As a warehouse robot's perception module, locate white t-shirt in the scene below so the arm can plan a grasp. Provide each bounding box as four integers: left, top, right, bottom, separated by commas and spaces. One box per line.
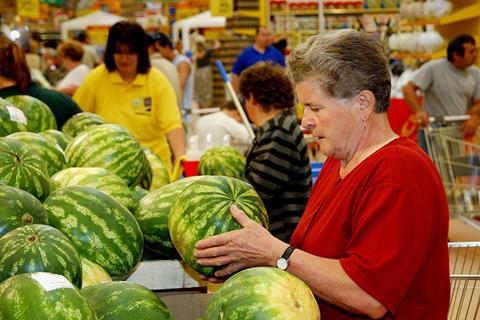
194, 111, 251, 153
150, 53, 181, 107
56, 64, 90, 90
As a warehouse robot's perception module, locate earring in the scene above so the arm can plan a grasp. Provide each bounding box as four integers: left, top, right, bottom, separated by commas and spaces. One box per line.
362, 118, 367, 129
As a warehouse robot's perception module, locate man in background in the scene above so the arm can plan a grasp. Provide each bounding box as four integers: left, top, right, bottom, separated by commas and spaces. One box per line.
74, 31, 101, 69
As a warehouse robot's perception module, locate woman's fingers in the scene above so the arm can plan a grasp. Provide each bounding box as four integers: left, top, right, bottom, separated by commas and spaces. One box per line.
215, 262, 246, 278
199, 274, 225, 284
230, 204, 254, 227
197, 254, 236, 267
194, 244, 230, 259
195, 232, 231, 250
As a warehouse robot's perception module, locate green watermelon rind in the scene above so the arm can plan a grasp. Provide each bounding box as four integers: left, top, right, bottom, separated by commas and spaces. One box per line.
198, 146, 246, 178
61, 112, 105, 137
6, 95, 57, 132
0, 98, 28, 137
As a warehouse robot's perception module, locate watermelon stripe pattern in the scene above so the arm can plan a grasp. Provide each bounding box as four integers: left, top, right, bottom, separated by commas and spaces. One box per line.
198, 146, 246, 178
61, 112, 105, 137
0, 185, 48, 237
0, 272, 97, 320
6, 95, 57, 132
143, 148, 170, 190
50, 167, 136, 212
65, 124, 148, 187
0, 224, 83, 288
43, 186, 144, 279
81, 281, 173, 320
40, 129, 73, 151
81, 257, 111, 289
0, 98, 27, 137
135, 176, 202, 257
169, 176, 268, 276
0, 138, 50, 201
204, 267, 320, 320
8, 132, 68, 176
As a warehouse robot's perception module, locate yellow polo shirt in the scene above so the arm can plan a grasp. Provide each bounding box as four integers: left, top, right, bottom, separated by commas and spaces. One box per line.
73, 65, 182, 171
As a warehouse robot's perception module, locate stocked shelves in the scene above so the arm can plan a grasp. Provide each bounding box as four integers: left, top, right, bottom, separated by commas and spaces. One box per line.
324, 7, 399, 14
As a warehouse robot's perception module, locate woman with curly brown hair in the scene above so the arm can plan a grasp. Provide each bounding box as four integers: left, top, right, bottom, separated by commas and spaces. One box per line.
239, 62, 311, 242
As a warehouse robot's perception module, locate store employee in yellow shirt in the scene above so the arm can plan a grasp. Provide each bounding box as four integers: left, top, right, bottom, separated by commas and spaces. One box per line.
74, 21, 185, 172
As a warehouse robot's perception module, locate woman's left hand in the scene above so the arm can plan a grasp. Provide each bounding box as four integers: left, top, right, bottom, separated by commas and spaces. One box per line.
194, 204, 288, 279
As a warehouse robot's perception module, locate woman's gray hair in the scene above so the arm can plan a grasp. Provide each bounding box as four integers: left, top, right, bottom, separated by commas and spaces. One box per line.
286, 29, 391, 113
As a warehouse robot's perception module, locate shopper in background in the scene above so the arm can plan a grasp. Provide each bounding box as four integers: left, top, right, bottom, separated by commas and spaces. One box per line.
0, 35, 81, 128
195, 30, 450, 319
146, 33, 181, 108
403, 34, 480, 151
56, 40, 90, 96
239, 63, 311, 241
193, 39, 220, 108
194, 99, 251, 154
73, 21, 185, 172
154, 32, 194, 120
231, 26, 285, 92
74, 31, 101, 69
41, 46, 65, 87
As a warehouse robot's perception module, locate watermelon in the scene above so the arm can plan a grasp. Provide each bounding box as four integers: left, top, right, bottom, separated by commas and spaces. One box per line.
140, 156, 153, 190
0, 97, 28, 136
82, 281, 172, 320
65, 124, 149, 187
0, 137, 50, 201
61, 112, 105, 137
0, 272, 97, 320
0, 185, 48, 237
132, 186, 149, 203
51, 167, 136, 211
43, 186, 144, 279
143, 147, 170, 190
81, 257, 111, 289
0, 224, 82, 288
135, 177, 202, 257
204, 267, 320, 320
169, 176, 268, 276
6, 95, 57, 132
198, 146, 246, 178
8, 132, 68, 176
41, 129, 73, 150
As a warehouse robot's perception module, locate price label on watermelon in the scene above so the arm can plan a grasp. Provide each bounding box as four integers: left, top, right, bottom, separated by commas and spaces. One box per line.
31, 273, 74, 292
6, 106, 27, 125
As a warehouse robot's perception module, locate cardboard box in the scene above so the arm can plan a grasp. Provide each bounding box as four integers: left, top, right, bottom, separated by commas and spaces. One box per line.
158, 292, 213, 320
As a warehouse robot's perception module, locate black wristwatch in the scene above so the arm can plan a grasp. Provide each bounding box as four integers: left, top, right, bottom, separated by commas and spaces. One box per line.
276, 246, 295, 270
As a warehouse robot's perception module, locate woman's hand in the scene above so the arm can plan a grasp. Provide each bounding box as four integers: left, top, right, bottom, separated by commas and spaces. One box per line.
194, 204, 288, 279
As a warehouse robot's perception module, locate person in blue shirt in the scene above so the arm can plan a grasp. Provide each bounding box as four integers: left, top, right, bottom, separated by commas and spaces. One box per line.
231, 27, 285, 91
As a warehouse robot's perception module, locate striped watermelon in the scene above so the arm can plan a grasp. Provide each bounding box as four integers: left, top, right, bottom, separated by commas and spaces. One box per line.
0, 137, 50, 201
198, 146, 246, 178
43, 186, 144, 279
41, 129, 73, 150
0, 224, 82, 288
6, 95, 57, 132
82, 281, 172, 320
65, 124, 149, 187
0, 97, 28, 136
169, 176, 268, 276
135, 177, 202, 257
204, 267, 320, 320
0, 272, 97, 320
81, 257, 111, 289
0, 185, 48, 237
8, 132, 68, 176
61, 112, 105, 137
140, 157, 153, 190
50, 167, 136, 211
132, 186, 149, 203
143, 147, 170, 190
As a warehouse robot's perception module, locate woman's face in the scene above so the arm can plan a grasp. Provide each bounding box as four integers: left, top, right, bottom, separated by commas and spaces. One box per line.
297, 79, 364, 160
113, 43, 138, 76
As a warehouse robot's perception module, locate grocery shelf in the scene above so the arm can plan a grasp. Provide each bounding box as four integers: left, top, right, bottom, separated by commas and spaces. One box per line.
236, 10, 261, 18
232, 28, 257, 36
271, 10, 318, 16
440, 3, 480, 25
401, 18, 441, 27
324, 8, 399, 15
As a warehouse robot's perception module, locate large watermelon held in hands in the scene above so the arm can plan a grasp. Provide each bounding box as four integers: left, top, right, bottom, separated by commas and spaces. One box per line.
0, 224, 82, 287
41, 129, 73, 150
0, 97, 27, 136
0, 137, 50, 201
61, 112, 105, 137
8, 132, 68, 176
168, 176, 268, 276
204, 267, 320, 320
198, 146, 246, 178
82, 281, 173, 320
6, 95, 57, 132
0, 272, 97, 320
0, 185, 48, 237
65, 124, 149, 187
81, 257, 111, 289
50, 167, 136, 212
43, 186, 144, 279
135, 176, 202, 258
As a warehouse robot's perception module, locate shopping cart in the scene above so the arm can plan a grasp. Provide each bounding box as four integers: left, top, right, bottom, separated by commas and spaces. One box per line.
448, 242, 480, 319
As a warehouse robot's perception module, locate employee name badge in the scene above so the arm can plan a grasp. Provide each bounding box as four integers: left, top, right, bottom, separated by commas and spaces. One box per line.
131, 97, 152, 115
31, 273, 74, 292
6, 106, 27, 125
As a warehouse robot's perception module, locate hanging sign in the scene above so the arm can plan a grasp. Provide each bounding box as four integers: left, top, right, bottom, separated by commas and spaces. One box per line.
17, 0, 40, 18
210, 0, 233, 18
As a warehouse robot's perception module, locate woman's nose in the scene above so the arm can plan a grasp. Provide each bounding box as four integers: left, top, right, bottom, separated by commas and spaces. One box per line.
301, 117, 316, 131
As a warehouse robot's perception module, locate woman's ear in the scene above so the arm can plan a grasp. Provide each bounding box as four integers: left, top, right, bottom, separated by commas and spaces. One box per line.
357, 90, 375, 117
